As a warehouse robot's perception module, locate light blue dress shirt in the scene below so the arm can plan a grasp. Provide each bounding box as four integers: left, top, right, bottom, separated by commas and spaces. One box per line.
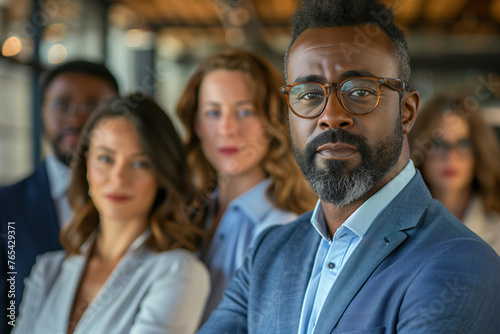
298, 161, 416, 334
201, 178, 297, 323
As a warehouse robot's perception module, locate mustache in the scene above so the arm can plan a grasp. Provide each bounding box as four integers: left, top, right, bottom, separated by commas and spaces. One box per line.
305, 129, 367, 157
55, 127, 81, 142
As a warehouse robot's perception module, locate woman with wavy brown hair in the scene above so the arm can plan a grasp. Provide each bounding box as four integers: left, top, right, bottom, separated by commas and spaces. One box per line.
409, 92, 500, 255
176, 49, 316, 322
14, 93, 209, 334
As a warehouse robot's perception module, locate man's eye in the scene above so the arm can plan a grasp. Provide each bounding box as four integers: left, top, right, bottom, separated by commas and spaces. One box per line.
53, 100, 71, 112
82, 101, 98, 113
349, 89, 373, 97
298, 92, 324, 100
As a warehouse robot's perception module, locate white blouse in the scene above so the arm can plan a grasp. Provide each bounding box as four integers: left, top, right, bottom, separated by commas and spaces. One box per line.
463, 195, 500, 255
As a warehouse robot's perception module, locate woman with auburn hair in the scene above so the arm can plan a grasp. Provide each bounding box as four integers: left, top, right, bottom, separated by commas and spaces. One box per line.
14, 93, 210, 334
177, 49, 316, 321
409, 92, 500, 254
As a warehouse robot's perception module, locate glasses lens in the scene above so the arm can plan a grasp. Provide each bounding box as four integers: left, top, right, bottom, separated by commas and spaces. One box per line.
51, 99, 98, 114
52, 99, 71, 114
340, 78, 380, 115
431, 138, 473, 157
288, 83, 326, 118
80, 100, 99, 114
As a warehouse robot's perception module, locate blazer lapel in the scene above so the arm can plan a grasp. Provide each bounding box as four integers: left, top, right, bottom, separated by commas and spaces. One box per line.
81, 254, 142, 320
313, 173, 432, 334
36, 255, 87, 333
26, 162, 61, 252
276, 213, 321, 333
73, 233, 151, 331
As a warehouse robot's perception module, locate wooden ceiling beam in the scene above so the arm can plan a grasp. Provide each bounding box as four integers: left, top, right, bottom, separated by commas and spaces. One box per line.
424, 0, 471, 22
388, 0, 426, 25
493, 0, 500, 21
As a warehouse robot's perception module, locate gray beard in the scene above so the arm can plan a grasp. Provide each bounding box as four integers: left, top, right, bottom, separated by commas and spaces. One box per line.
307, 164, 376, 207
292, 117, 403, 208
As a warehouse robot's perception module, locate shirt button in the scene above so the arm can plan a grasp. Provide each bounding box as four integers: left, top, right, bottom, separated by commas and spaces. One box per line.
328, 262, 335, 269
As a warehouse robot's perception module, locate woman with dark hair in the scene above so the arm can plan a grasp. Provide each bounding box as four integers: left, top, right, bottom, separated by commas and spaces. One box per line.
176, 49, 316, 321
409, 92, 500, 254
13, 93, 210, 334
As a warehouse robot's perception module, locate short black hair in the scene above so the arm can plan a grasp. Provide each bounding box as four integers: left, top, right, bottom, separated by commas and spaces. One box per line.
40, 60, 119, 102
285, 0, 411, 84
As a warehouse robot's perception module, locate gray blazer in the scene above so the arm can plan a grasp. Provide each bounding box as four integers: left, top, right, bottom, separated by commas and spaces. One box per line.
13, 233, 210, 334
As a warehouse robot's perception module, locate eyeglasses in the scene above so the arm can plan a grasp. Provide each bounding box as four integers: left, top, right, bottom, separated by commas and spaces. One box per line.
429, 138, 474, 158
280, 76, 407, 119
50, 98, 100, 115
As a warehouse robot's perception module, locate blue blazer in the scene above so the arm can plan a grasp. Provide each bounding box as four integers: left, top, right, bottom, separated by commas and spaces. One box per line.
0, 162, 62, 332
199, 172, 500, 334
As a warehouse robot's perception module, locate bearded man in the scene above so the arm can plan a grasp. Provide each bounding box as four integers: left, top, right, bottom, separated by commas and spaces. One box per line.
198, 0, 500, 333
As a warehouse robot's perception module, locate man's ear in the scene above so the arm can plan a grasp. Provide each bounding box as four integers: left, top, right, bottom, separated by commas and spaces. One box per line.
401, 90, 420, 135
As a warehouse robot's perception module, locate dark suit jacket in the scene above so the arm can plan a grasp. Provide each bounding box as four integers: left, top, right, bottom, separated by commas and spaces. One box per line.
0, 162, 62, 332
199, 171, 500, 334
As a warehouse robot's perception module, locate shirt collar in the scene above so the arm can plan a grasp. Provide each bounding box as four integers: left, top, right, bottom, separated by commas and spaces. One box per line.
45, 153, 71, 200
311, 160, 416, 241
211, 178, 272, 225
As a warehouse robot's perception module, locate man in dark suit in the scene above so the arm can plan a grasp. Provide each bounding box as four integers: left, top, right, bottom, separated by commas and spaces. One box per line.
0, 60, 119, 332
198, 0, 500, 333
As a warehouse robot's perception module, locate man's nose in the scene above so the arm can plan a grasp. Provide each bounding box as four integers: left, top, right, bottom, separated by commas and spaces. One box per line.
316, 93, 354, 130
61, 103, 93, 126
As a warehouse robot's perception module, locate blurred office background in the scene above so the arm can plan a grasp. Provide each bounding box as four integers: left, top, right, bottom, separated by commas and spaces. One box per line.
1, 0, 500, 185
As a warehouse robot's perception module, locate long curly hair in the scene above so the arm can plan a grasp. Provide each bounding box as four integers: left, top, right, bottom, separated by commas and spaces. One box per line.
176, 49, 316, 215
63, 93, 204, 255
409, 92, 500, 215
